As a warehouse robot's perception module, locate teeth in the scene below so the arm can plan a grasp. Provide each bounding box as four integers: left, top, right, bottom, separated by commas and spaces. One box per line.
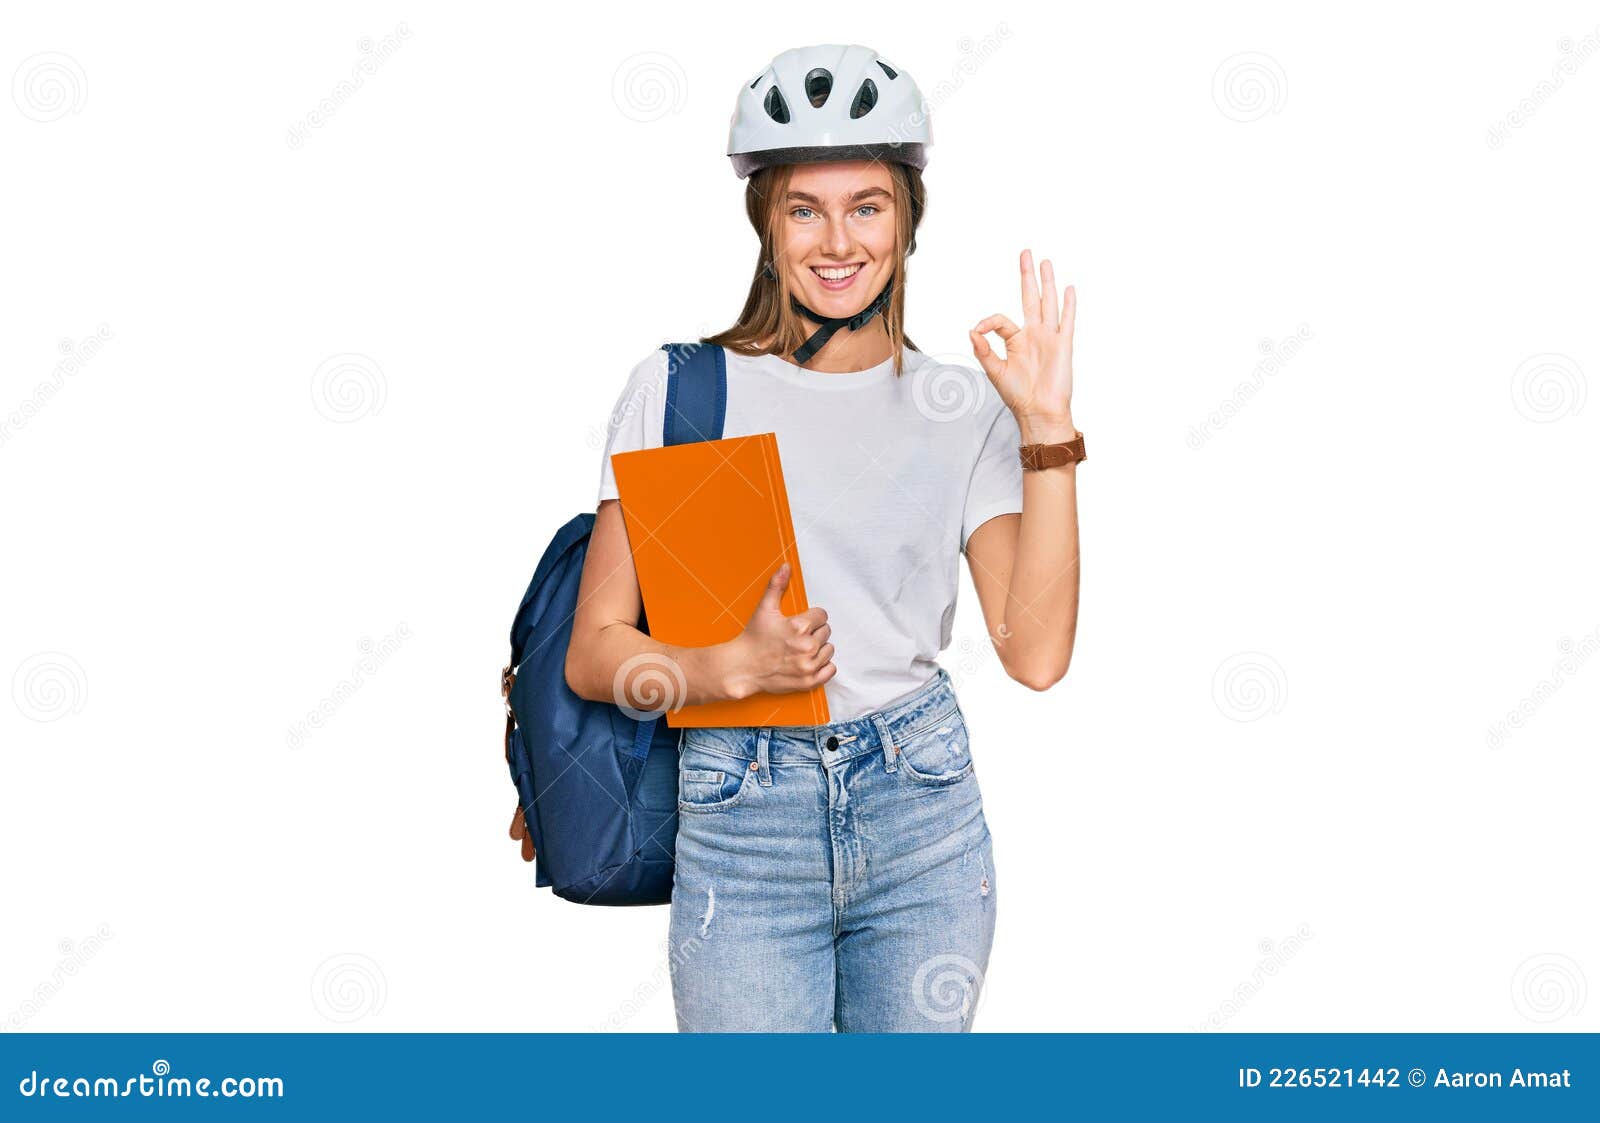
814, 264, 861, 280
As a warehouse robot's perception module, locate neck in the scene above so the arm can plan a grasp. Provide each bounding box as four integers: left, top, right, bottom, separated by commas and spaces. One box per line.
787, 318, 893, 373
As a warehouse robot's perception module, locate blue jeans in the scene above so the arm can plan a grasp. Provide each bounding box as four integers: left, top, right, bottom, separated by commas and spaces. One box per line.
667, 666, 998, 1032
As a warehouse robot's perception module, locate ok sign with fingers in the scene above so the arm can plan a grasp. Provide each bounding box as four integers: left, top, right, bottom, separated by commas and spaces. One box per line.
969, 249, 1077, 442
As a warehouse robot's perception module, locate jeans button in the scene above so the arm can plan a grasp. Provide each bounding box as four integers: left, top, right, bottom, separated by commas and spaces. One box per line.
825, 735, 839, 751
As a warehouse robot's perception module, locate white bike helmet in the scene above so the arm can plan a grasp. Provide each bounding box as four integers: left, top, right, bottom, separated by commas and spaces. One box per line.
727, 44, 931, 178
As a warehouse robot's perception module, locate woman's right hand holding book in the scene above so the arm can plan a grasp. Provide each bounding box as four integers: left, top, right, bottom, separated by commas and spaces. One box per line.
720, 563, 836, 700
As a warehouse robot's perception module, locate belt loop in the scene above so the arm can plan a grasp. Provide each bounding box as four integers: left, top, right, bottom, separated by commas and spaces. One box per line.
871, 713, 898, 773
755, 728, 772, 787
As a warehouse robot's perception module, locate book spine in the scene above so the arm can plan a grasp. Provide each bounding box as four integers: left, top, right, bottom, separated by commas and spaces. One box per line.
760, 434, 829, 726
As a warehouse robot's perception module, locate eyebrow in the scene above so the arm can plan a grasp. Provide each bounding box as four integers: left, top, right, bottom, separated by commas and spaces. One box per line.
786, 187, 892, 205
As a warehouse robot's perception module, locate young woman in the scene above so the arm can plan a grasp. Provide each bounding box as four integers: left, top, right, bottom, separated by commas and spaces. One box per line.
567, 43, 1083, 1031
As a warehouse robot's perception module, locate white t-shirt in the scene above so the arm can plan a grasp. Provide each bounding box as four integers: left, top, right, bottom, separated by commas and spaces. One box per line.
596, 345, 1024, 722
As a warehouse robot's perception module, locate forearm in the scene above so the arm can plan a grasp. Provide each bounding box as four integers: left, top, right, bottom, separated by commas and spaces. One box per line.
566, 621, 748, 708
1002, 413, 1081, 689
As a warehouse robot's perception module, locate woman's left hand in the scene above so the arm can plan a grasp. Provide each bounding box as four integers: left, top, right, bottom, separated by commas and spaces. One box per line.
970, 249, 1077, 442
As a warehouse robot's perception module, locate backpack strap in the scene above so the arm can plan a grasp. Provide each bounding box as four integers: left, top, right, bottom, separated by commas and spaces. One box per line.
661, 342, 726, 446
627, 343, 726, 759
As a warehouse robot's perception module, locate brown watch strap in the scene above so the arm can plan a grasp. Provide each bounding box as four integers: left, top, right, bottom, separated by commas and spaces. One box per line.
1019, 432, 1087, 470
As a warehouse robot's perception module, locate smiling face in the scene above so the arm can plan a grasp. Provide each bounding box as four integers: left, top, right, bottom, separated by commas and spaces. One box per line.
778, 160, 898, 319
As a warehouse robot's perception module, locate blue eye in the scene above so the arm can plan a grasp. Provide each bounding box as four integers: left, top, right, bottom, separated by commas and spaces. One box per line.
791, 207, 816, 220
856, 204, 879, 217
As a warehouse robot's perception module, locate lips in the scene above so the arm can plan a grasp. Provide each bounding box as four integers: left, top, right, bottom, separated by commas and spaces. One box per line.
810, 262, 863, 291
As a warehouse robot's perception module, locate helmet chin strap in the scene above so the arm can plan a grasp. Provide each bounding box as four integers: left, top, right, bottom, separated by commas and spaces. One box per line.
788, 276, 895, 365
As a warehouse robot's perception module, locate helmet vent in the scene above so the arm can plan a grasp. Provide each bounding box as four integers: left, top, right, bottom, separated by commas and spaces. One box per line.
804, 68, 833, 108
749, 72, 763, 90
876, 60, 898, 80
849, 78, 877, 119
764, 86, 790, 123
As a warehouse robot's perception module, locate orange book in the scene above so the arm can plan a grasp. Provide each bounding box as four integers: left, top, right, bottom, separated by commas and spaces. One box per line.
610, 433, 830, 728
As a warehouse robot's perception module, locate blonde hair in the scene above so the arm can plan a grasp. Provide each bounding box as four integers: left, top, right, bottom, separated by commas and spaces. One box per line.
702, 161, 925, 375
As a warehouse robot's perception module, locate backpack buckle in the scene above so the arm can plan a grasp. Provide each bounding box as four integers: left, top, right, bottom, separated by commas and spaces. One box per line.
501, 663, 515, 703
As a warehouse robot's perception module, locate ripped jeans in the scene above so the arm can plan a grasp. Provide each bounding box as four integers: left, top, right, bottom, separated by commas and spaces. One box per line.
667, 666, 998, 1032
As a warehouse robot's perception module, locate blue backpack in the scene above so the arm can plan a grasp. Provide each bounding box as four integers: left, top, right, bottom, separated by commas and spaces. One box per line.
502, 342, 728, 905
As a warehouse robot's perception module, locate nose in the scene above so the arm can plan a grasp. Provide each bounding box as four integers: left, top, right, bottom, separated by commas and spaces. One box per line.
821, 215, 853, 258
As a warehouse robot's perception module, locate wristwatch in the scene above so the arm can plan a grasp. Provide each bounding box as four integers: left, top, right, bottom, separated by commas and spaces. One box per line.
1019, 432, 1087, 471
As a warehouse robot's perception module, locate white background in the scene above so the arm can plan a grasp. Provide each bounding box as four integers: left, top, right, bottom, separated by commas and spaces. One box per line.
2, 2, 1596, 1033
